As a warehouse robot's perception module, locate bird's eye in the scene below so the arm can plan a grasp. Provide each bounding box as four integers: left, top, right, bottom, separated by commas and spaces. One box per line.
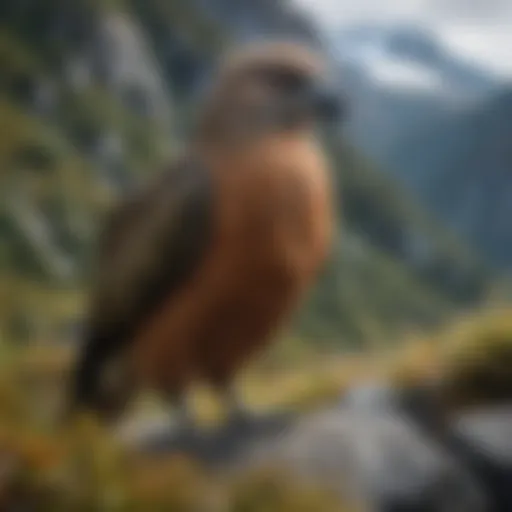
265, 68, 309, 92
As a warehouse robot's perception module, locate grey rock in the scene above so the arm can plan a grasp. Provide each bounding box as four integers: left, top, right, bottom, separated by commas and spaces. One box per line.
342, 381, 445, 437
450, 407, 512, 511
129, 402, 487, 512
249, 409, 487, 512
342, 380, 401, 412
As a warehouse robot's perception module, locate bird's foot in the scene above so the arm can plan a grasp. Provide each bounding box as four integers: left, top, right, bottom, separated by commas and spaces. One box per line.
224, 407, 291, 437
162, 393, 208, 453
225, 406, 257, 431
166, 417, 210, 457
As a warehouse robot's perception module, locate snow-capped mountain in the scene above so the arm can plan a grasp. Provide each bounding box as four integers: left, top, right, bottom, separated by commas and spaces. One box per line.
329, 23, 512, 269
328, 24, 499, 163
331, 23, 497, 95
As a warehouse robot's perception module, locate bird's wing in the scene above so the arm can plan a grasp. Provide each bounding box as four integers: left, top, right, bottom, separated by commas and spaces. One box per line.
93, 155, 213, 345
72, 156, 213, 410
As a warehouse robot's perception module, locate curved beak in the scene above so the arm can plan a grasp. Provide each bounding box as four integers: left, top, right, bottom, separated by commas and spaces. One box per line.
308, 80, 346, 124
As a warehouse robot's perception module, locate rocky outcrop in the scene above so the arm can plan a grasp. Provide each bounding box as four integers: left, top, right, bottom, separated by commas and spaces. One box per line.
450, 408, 512, 511
250, 409, 487, 511
127, 379, 512, 511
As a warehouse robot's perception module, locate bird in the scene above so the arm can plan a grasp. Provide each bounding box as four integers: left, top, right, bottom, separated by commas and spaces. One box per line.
69, 40, 343, 427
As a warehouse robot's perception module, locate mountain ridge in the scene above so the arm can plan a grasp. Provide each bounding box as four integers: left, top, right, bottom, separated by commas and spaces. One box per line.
0, 0, 491, 346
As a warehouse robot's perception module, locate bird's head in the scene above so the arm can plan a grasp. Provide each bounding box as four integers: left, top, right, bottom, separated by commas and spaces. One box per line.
196, 40, 345, 142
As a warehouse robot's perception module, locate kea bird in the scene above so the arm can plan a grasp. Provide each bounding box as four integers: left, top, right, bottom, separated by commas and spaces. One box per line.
69, 41, 343, 427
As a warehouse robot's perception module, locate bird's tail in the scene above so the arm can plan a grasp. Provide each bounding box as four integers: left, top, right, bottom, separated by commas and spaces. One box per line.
63, 332, 129, 425
62, 332, 106, 421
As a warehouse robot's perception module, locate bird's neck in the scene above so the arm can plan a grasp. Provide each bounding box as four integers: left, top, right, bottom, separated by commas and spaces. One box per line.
192, 131, 327, 191
194, 128, 318, 161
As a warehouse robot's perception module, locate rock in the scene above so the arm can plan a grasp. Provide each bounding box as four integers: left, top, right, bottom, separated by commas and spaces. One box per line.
342, 380, 445, 436
248, 409, 487, 512
342, 382, 512, 510
127, 411, 295, 466
449, 407, 512, 511
130, 398, 487, 511
92, 12, 174, 124
341, 380, 401, 411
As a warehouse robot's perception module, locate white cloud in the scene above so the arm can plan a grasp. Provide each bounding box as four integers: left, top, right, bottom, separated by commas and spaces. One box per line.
294, 0, 512, 78
429, 0, 512, 23
294, 0, 512, 26
294, 0, 427, 26
367, 54, 442, 91
338, 41, 443, 91
438, 24, 512, 78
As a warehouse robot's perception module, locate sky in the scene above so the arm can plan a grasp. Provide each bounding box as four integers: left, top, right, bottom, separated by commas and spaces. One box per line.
294, 0, 512, 78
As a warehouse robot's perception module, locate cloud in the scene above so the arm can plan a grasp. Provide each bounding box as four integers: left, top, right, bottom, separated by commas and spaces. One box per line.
294, 0, 427, 26
294, 0, 512, 78
438, 24, 512, 78
363, 49, 443, 91
294, 0, 512, 26
429, 0, 512, 22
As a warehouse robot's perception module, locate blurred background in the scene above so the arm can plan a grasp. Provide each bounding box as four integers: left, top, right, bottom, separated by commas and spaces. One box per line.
0, 0, 511, 510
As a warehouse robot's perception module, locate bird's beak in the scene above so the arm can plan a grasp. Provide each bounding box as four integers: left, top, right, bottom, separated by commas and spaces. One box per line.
307, 80, 345, 124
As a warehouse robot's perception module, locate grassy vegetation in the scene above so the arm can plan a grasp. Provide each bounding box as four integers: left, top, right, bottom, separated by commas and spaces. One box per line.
0, 308, 510, 510
390, 307, 512, 411
0, 342, 360, 511
297, 233, 456, 346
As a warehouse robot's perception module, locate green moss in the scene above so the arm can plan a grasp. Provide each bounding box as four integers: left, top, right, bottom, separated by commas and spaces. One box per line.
440, 311, 512, 408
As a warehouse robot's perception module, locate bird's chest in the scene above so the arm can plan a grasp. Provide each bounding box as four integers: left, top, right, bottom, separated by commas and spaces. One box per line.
216, 151, 332, 290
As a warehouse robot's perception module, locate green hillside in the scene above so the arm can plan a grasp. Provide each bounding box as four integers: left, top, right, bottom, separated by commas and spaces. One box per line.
387, 88, 512, 269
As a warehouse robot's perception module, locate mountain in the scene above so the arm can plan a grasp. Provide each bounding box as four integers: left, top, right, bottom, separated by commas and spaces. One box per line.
330, 23, 498, 169
386, 88, 512, 269
330, 23, 512, 270
0, 0, 491, 347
